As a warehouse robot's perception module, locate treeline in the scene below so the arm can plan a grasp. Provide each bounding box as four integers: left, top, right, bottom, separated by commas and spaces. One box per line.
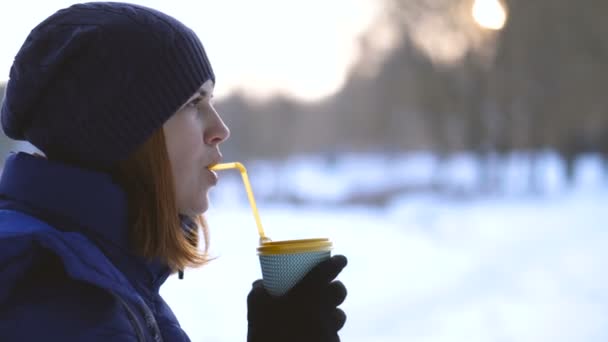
215, 0, 608, 183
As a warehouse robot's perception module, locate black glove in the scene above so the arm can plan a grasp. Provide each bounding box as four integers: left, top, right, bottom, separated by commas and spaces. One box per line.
247, 255, 348, 342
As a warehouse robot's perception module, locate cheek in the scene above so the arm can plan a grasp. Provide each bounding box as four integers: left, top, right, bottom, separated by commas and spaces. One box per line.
170, 122, 204, 162
164, 113, 209, 214
175, 153, 211, 214
172, 136, 208, 201
173, 139, 204, 184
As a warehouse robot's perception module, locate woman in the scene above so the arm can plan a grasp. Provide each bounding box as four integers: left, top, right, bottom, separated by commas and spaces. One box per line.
0, 2, 347, 341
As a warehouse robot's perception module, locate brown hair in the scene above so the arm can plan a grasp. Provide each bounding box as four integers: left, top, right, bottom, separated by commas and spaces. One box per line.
110, 127, 210, 272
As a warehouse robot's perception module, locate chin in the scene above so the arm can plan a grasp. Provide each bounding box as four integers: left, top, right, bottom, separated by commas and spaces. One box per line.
197, 201, 209, 214
187, 195, 210, 216
179, 189, 211, 216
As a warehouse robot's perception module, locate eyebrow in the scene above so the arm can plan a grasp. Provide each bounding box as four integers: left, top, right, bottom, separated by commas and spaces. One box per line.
195, 88, 214, 99
187, 89, 212, 103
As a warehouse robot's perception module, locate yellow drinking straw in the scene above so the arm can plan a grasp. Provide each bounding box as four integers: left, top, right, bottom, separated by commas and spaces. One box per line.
209, 162, 271, 243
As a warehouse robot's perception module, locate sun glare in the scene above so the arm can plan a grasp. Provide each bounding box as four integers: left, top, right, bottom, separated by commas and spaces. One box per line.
472, 0, 507, 30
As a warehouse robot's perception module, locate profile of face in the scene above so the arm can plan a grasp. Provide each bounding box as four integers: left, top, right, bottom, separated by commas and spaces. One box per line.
163, 80, 230, 216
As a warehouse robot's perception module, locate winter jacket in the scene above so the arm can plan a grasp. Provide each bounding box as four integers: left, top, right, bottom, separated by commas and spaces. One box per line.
0, 152, 190, 341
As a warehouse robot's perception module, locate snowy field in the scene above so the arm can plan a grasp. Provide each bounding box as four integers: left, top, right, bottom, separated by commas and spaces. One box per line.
161, 152, 608, 342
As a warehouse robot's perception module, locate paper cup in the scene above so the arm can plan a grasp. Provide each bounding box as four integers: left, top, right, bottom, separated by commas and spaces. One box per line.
257, 238, 333, 297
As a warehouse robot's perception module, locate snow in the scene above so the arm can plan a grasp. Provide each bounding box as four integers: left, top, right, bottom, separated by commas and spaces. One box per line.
160, 152, 608, 341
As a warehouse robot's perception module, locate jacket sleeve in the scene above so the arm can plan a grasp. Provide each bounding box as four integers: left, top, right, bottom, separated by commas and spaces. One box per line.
0, 237, 140, 342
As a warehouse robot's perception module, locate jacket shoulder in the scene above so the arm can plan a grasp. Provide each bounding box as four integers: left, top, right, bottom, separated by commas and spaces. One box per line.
0, 209, 137, 298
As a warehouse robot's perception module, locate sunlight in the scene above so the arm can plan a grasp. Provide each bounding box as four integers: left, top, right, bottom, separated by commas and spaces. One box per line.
472, 0, 507, 30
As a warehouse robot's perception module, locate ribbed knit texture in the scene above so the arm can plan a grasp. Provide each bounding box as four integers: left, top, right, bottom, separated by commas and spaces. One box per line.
0, 2, 214, 170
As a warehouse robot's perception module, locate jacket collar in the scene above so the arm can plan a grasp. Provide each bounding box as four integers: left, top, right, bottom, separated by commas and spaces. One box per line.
0, 152, 172, 292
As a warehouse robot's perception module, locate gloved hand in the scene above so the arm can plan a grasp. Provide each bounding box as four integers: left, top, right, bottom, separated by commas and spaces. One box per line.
247, 255, 348, 342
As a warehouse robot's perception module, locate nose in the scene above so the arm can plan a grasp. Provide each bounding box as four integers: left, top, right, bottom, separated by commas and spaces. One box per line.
204, 109, 230, 146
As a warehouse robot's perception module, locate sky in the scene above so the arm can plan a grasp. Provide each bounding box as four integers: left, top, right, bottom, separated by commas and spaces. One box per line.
0, 0, 382, 101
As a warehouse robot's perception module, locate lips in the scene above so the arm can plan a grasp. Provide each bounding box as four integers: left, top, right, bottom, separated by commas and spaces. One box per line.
207, 168, 219, 185
206, 153, 222, 185
207, 152, 223, 169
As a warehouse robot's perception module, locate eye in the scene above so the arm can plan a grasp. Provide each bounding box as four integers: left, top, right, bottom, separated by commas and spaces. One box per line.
187, 97, 202, 107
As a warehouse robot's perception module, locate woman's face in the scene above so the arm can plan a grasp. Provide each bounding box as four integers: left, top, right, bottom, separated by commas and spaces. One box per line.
163, 80, 230, 216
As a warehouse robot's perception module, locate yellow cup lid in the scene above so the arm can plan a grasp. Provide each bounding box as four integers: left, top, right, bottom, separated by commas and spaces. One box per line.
257, 238, 333, 255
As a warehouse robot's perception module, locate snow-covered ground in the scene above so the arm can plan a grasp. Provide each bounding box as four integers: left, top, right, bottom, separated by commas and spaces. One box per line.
161, 152, 608, 342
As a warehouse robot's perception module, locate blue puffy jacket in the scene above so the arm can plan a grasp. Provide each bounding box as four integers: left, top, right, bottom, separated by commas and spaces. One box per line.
0, 152, 191, 341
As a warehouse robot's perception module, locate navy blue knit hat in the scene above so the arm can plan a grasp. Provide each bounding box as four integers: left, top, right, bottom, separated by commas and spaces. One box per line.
0, 2, 214, 170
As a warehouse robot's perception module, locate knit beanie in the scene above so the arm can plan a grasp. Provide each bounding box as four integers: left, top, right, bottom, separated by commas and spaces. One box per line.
0, 2, 214, 170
